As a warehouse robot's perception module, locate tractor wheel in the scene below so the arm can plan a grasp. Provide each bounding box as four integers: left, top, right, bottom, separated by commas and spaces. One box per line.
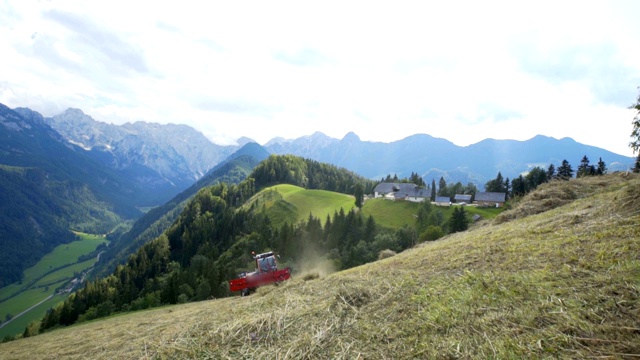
241, 288, 250, 297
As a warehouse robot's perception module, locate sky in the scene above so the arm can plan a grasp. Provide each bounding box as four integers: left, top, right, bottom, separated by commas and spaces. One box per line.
1, 1, 640, 157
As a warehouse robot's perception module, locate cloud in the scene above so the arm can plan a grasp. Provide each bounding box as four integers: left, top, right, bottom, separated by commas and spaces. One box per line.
274, 48, 330, 67
43, 9, 149, 74
0, 1, 639, 158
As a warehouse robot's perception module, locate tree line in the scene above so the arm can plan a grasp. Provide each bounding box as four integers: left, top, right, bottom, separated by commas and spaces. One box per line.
485, 155, 609, 199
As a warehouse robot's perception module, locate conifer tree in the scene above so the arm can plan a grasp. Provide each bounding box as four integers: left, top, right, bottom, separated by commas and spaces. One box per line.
577, 155, 594, 177
448, 207, 468, 233
438, 177, 447, 196
557, 160, 574, 179
596, 157, 607, 175
546, 164, 556, 180
430, 179, 436, 201
354, 183, 364, 208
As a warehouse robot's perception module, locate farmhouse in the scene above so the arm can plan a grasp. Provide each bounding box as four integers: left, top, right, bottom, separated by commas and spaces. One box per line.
474, 192, 506, 207
454, 194, 472, 203
435, 196, 451, 206
373, 182, 429, 202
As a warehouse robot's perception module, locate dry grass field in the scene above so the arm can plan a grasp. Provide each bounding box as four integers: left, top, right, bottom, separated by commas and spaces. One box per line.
1, 174, 638, 359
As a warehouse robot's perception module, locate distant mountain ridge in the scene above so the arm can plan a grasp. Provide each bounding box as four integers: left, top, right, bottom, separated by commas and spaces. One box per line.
265, 132, 635, 187
37, 108, 239, 204
7, 103, 635, 192
0, 104, 128, 286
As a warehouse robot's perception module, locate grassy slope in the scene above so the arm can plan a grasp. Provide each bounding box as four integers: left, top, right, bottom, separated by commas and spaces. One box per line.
362, 198, 504, 229
0, 233, 107, 339
250, 184, 356, 227
2, 175, 639, 359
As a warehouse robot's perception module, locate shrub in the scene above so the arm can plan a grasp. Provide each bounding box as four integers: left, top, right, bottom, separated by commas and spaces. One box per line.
420, 225, 444, 241
378, 249, 396, 260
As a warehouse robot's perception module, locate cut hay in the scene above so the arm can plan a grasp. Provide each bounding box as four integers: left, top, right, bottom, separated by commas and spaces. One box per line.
495, 174, 638, 224
1, 174, 639, 359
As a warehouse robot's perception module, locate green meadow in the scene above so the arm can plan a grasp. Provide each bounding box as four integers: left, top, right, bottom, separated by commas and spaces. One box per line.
252, 184, 356, 227
362, 198, 504, 229
0, 232, 108, 339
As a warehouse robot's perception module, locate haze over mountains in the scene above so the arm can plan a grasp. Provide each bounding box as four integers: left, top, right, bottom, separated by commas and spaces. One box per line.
7, 104, 637, 192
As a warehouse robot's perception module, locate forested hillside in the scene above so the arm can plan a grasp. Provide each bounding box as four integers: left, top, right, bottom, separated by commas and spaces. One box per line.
5, 174, 638, 358
92, 143, 269, 279
0, 104, 130, 287
0, 165, 118, 287
37, 155, 378, 330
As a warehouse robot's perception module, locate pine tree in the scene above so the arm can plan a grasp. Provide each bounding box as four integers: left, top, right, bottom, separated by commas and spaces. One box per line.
354, 183, 364, 208
504, 178, 510, 200
511, 175, 526, 197
485, 172, 505, 192
596, 157, 607, 175
577, 155, 593, 177
557, 160, 574, 179
546, 164, 556, 180
438, 177, 447, 196
448, 207, 468, 233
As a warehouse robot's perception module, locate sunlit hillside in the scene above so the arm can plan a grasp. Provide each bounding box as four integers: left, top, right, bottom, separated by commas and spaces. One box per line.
245, 184, 356, 227
1, 174, 638, 359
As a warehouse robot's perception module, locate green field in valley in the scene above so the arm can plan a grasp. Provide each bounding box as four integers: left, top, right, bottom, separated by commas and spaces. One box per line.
0, 232, 108, 339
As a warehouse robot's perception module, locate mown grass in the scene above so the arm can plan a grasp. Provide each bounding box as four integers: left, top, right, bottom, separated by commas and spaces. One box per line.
1, 174, 639, 359
248, 184, 355, 227
362, 198, 504, 229
361, 198, 419, 228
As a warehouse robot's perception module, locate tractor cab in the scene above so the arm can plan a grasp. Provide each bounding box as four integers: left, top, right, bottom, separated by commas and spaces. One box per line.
254, 251, 278, 273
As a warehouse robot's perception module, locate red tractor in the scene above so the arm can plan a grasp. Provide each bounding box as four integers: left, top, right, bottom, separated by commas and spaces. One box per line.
228, 251, 292, 296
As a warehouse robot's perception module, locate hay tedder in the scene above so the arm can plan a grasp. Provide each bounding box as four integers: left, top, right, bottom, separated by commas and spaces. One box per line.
228, 251, 291, 296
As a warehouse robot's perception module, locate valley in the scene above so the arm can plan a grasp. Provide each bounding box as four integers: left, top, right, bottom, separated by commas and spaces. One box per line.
0, 174, 637, 358
0, 232, 108, 340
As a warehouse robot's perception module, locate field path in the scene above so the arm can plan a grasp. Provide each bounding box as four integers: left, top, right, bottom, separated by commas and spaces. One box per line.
0, 249, 106, 331
0, 293, 53, 329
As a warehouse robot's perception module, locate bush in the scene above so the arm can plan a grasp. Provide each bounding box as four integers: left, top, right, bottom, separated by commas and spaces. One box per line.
378, 249, 396, 260
420, 225, 444, 241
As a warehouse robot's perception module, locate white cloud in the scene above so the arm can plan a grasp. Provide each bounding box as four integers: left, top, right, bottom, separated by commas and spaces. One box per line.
1, 0, 639, 156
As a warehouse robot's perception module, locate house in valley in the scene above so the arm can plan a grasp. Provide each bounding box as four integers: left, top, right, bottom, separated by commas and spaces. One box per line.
474, 192, 506, 207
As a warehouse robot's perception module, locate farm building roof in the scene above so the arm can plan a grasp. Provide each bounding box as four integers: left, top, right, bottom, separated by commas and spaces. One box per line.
454, 194, 472, 202
474, 192, 506, 202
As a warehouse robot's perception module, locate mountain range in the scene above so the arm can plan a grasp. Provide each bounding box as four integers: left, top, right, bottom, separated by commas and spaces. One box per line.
265, 131, 634, 186
0, 102, 635, 286
38, 108, 240, 205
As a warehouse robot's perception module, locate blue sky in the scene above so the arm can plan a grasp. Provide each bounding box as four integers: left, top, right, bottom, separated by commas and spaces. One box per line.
1, 0, 639, 156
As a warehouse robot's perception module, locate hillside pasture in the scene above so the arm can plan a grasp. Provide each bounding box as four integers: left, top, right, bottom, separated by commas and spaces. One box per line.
361, 198, 419, 228
1, 175, 638, 358
362, 198, 504, 230
252, 184, 356, 227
